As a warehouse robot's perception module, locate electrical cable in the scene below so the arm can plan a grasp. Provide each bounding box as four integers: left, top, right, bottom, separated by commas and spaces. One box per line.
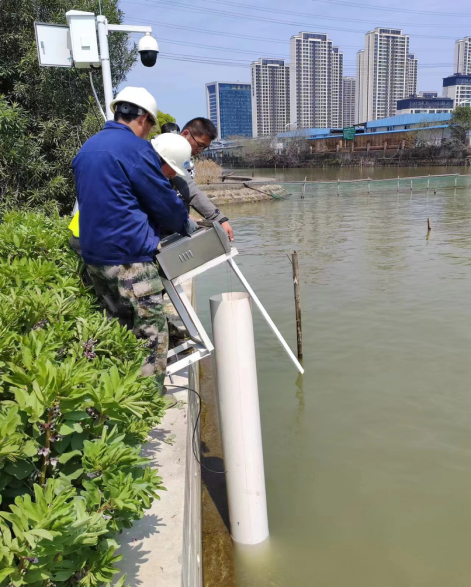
89, 71, 106, 122
71, 68, 102, 126
190, 0, 465, 29
312, 0, 471, 17
165, 384, 227, 475
123, 0, 461, 39
124, 17, 450, 52
125, 39, 455, 72
123, 0, 470, 28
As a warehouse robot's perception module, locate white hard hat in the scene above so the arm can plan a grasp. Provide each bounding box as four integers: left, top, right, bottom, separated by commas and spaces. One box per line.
151, 134, 192, 177
110, 87, 158, 123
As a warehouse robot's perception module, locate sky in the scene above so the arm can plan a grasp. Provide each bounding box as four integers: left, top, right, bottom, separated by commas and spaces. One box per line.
121, 0, 471, 126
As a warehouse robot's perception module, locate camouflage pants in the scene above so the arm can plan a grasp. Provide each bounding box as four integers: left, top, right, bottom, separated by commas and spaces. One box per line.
86, 262, 168, 390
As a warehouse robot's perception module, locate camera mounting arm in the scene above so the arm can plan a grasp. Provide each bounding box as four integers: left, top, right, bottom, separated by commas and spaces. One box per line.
96, 16, 156, 119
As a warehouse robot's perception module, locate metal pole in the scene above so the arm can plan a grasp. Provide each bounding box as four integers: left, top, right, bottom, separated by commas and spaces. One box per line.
228, 258, 304, 374
291, 251, 303, 361
97, 16, 114, 120
210, 292, 269, 545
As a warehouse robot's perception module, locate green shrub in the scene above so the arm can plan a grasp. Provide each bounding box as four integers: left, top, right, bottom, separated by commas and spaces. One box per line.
0, 210, 166, 586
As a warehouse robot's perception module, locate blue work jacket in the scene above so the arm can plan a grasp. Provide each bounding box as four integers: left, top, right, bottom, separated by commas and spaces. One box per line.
72, 121, 188, 266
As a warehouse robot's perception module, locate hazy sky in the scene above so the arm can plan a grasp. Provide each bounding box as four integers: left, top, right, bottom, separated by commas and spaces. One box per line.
121, 0, 471, 125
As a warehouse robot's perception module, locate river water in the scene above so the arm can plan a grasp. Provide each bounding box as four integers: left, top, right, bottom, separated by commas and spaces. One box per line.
195, 166, 471, 587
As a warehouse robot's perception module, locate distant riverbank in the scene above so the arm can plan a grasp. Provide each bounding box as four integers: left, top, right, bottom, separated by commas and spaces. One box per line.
224, 165, 471, 184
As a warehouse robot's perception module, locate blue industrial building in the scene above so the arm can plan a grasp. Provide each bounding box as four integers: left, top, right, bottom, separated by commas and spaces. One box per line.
205, 82, 252, 140
277, 112, 453, 142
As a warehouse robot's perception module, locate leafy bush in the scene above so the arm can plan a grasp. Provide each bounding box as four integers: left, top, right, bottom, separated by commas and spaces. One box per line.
0, 0, 135, 212
0, 210, 166, 586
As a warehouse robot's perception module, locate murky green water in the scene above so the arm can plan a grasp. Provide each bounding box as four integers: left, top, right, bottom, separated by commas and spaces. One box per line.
196, 167, 471, 587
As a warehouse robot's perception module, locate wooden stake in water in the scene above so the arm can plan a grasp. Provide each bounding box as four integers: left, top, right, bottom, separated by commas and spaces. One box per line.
427, 218, 432, 231
427, 175, 430, 190
397, 177, 400, 192
368, 178, 371, 194
455, 175, 458, 187
292, 251, 303, 361
410, 179, 413, 191
302, 176, 307, 199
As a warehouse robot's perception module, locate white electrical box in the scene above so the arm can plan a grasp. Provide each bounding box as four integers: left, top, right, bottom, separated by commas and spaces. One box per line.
66, 10, 100, 68
34, 23, 73, 68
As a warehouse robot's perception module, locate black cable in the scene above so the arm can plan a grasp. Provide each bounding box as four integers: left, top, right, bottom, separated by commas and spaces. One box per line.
165, 384, 227, 475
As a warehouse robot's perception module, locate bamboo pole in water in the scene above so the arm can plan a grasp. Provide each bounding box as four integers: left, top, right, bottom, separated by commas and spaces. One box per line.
292, 251, 303, 361
427, 218, 432, 231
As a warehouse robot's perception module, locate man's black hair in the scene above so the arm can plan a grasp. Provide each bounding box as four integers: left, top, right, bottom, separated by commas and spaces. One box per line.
114, 101, 154, 124
161, 122, 181, 134
114, 111, 140, 124
182, 117, 217, 140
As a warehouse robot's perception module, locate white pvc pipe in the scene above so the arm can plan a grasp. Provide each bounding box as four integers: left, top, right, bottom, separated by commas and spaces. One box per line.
210, 292, 269, 545
96, 16, 114, 120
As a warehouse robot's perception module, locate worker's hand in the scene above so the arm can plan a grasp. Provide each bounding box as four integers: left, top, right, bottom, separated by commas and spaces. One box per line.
221, 221, 234, 241
185, 218, 199, 235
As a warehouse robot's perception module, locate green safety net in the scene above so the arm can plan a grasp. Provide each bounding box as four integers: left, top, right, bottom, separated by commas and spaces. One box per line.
283, 175, 471, 198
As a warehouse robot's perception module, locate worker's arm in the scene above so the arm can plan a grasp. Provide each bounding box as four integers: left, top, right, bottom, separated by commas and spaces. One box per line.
132, 147, 189, 234
180, 175, 234, 241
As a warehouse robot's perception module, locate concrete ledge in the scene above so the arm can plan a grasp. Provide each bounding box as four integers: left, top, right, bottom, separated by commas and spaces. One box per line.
116, 282, 202, 587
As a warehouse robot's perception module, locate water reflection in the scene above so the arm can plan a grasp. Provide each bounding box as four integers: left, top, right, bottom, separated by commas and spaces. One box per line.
196, 173, 471, 587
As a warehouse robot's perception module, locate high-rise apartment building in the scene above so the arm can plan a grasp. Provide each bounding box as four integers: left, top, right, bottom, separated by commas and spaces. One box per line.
205, 82, 252, 140
455, 37, 471, 75
356, 28, 413, 122
250, 58, 290, 138
290, 32, 343, 129
343, 76, 356, 126
407, 53, 418, 97
443, 74, 471, 106
356, 50, 365, 123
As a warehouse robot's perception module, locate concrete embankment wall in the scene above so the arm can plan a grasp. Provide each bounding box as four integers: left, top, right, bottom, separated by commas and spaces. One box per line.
117, 282, 202, 587
198, 183, 288, 205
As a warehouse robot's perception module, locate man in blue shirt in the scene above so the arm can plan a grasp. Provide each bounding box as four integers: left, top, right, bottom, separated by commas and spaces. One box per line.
72, 86, 192, 389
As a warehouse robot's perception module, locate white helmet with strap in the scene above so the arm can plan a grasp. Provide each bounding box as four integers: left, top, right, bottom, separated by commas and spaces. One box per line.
151, 134, 192, 177
110, 87, 158, 124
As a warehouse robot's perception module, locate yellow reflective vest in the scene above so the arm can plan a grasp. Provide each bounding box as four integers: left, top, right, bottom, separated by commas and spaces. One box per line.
69, 211, 80, 238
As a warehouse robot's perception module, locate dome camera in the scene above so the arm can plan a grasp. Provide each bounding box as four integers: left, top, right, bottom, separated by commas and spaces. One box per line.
138, 33, 159, 67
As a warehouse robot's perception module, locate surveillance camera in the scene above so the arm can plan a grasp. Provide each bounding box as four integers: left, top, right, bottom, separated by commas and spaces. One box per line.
138, 33, 159, 67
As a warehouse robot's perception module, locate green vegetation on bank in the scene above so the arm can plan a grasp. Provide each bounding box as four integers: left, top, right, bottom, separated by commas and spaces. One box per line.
450, 105, 471, 147
0, 0, 176, 212
0, 210, 166, 586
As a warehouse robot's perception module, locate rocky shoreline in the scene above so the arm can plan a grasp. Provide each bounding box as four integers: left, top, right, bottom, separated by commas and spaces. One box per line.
198, 182, 289, 205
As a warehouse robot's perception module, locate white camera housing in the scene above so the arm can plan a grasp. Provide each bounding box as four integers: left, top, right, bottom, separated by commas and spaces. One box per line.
138, 33, 159, 67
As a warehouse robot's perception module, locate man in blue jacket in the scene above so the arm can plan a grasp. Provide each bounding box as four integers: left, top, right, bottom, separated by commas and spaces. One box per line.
72, 86, 192, 389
